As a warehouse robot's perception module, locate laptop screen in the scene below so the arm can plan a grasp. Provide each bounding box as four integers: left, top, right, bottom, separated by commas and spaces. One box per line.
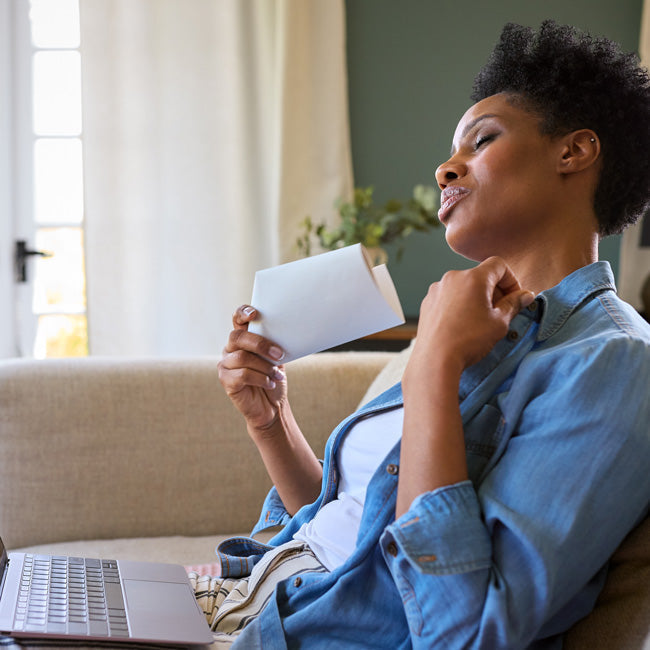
0, 536, 7, 591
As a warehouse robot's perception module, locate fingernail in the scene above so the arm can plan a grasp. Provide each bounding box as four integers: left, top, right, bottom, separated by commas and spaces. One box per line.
243, 306, 255, 317
269, 345, 284, 361
272, 367, 286, 382
521, 291, 536, 308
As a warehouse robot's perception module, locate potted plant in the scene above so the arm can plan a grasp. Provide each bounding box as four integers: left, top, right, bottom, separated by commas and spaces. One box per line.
296, 184, 440, 264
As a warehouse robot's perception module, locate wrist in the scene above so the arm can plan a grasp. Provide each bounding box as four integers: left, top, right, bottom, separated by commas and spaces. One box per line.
403, 347, 464, 397
248, 419, 280, 441
247, 399, 294, 443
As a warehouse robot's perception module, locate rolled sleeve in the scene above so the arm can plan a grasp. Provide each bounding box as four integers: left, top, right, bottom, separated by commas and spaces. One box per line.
250, 486, 292, 537
383, 481, 491, 575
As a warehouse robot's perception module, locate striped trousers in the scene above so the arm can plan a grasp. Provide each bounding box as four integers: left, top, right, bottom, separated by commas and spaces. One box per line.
187, 540, 327, 647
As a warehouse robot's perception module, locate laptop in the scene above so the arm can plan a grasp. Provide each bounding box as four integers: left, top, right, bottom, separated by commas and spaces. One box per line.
0, 536, 214, 645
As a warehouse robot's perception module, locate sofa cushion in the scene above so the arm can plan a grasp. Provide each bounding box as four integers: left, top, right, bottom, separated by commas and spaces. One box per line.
14, 531, 277, 569
564, 515, 650, 648
13, 535, 230, 567
0, 354, 394, 549
357, 339, 414, 406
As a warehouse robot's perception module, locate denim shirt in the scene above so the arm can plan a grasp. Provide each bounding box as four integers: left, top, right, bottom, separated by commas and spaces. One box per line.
217, 262, 650, 650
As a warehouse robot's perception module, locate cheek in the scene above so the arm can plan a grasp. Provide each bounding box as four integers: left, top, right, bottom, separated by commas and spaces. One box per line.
479, 146, 532, 185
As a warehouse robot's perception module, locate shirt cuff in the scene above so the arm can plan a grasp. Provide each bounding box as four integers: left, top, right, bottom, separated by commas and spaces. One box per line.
250, 485, 292, 537
383, 480, 492, 575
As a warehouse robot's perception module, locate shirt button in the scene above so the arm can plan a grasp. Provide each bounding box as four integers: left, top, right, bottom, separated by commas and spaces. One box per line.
507, 330, 519, 341
293, 577, 302, 587
386, 463, 399, 475
387, 542, 398, 557
527, 301, 538, 312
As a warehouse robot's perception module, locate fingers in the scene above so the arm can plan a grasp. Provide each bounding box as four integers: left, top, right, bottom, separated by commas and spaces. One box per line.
414, 258, 537, 373
224, 327, 285, 362
228, 305, 285, 361
480, 256, 521, 296
477, 257, 535, 314
218, 351, 285, 392
233, 304, 258, 330
220, 348, 284, 379
221, 304, 286, 394
494, 289, 536, 320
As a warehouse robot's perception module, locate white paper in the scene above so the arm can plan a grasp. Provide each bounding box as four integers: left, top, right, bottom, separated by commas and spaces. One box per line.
249, 244, 405, 363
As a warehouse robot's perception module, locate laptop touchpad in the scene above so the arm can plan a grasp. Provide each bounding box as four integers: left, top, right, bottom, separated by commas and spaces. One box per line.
123, 579, 208, 642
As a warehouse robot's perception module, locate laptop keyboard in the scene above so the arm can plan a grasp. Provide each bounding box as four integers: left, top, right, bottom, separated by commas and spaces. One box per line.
14, 554, 129, 637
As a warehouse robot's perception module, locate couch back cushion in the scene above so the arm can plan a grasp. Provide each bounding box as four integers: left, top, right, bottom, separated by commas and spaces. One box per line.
0, 353, 392, 548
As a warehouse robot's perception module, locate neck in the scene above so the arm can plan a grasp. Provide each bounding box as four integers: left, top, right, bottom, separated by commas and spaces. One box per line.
504, 230, 599, 295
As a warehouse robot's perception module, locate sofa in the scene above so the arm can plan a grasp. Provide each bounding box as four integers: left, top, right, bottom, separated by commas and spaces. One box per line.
1, 352, 648, 648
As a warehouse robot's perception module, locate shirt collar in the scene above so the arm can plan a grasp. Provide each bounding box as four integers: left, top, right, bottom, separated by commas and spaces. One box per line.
535, 261, 616, 340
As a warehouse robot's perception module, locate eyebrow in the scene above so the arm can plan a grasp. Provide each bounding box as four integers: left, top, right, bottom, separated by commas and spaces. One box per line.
450, 113, 499, 156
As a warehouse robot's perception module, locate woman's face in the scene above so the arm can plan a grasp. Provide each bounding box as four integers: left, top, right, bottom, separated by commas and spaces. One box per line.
435, 93, 564, 262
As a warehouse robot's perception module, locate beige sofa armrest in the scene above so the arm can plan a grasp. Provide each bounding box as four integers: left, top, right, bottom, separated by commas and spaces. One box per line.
0, 352, 394, 549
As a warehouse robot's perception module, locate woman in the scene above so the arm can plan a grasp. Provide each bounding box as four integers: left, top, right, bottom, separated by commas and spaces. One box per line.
207, 21, 650, 648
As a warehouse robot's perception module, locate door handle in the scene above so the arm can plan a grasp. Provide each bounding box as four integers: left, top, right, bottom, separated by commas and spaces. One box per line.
14, 240, 53, 283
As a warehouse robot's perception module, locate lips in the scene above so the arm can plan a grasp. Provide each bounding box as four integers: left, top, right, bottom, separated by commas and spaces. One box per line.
438, 186, 470, 223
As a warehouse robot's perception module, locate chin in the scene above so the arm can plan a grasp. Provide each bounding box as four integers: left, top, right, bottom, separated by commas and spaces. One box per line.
445, 230, 493, 263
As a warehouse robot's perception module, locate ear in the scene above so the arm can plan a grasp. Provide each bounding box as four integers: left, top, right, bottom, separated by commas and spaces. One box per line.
556, 130, 600, 175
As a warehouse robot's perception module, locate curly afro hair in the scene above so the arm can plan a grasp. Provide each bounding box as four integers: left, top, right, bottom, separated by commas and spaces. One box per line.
472, 20, 650, 237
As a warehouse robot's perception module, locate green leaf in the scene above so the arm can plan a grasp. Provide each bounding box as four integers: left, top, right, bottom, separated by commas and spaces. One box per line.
297, 184, 440, 256
413, 184, 438, 212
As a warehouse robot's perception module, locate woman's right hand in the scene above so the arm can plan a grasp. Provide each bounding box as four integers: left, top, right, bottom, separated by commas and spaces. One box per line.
219, 307, 323, 513
217, 305, 288, 433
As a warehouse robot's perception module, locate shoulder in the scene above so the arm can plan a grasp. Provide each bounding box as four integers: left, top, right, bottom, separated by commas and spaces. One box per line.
535, 261, 650, 346
542, 287, 650, 358
568, 290, 650, 375
512, 294, 650, 478
524, 290, 650, 419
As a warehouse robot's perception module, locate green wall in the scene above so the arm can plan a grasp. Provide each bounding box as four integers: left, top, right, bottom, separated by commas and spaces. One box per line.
345, 0, 644, 317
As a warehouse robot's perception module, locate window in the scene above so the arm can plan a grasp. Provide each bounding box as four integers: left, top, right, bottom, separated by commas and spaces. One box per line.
29, 0, 88, 357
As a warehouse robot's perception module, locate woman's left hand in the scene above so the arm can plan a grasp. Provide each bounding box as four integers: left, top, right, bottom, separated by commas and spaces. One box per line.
406, 256, 535, 380
397, 257, 535, 516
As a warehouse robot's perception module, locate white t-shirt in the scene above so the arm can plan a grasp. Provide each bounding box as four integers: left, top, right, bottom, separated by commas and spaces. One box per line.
294, 407, 404, 570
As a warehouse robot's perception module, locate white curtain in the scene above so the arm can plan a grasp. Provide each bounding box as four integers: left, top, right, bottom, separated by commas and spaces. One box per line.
79, 0, 353, 355
618, 0, 650, 310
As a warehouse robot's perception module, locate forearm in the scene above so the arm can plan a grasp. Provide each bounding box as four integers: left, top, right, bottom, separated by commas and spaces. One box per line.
396, 355, 468, 518
249, 400, 323, 516
395, 259, 534, 518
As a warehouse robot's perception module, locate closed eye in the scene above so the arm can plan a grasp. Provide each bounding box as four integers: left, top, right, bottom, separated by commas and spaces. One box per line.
475, 133, 496, 150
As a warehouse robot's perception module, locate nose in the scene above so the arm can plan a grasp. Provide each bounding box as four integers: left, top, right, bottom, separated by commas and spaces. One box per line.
435, 156, 467, 190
